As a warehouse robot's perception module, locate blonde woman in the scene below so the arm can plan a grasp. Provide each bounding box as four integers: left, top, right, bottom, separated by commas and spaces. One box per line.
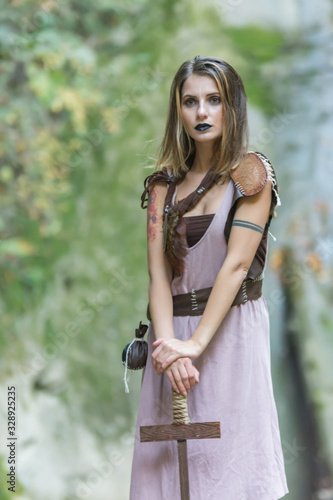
130, 55, 289, 500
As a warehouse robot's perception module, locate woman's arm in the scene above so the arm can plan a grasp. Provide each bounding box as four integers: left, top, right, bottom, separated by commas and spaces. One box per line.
152, 181, 272, 374
147, 182, 199, 395
146, 182, 174, 339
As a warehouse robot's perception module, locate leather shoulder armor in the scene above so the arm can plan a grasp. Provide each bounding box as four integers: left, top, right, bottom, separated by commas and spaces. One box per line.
230, 151, 268, 196
229, 150, 281, 222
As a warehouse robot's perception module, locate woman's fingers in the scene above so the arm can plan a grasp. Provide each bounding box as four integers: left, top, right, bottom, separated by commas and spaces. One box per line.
165, 358, 200, 396
152, 338, 200, 374
183, 358, 200, 388
151, 342, 170, 372
177, 362, 191, 394
168, 363, 188, 396
152, 340, 180, 374
152, 338, 164, 348
152, 339, 201, 376
166, 366, 185, 396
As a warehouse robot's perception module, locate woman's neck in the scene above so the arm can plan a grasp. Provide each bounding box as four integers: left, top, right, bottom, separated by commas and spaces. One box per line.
190, 142, 214, 174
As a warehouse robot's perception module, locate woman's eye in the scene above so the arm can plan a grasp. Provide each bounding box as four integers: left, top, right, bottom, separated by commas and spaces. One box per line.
183, 96, 220, 106
184, 99, 195, 106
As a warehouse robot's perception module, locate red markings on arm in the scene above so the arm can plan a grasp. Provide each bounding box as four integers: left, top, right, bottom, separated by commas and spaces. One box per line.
147, 186, 164, 241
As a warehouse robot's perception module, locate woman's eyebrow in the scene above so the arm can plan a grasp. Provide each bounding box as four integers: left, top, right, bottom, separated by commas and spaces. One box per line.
182, 92, 220, 98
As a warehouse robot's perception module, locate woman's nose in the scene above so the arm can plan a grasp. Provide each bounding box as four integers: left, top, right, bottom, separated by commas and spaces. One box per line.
197, 101, 208, 118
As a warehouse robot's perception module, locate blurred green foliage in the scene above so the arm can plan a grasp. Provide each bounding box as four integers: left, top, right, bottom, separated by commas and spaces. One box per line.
222, 25, 285, 111
0, 0, 178, 308
225, 25, 284, 63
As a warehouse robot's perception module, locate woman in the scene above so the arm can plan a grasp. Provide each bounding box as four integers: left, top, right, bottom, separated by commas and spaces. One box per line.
130, 56, 289, 499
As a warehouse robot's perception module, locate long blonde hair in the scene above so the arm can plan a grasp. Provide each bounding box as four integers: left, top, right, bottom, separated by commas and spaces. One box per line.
156, 55, 249, 177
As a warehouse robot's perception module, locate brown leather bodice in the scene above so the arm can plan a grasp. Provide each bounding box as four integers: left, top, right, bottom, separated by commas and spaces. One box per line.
183, 214, 214, 247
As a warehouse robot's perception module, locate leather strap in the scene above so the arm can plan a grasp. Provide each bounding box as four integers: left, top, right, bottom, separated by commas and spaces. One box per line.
146, 279, 263, 320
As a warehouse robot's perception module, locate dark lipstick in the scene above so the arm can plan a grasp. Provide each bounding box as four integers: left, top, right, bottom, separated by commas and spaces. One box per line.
195, 123, 212, 131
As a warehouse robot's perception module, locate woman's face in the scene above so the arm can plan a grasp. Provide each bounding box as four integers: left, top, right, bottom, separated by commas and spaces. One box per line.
180, 74, 223, 143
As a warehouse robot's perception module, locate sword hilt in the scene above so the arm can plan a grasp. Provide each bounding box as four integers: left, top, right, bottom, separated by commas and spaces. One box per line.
172, 389, 191, 425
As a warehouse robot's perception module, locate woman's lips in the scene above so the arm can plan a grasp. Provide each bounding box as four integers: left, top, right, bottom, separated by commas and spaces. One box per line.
195, 123, 212, 131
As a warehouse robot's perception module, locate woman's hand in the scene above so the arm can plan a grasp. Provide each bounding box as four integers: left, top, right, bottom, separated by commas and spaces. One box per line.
165, 357, 199, 396
152, 337, 201, 375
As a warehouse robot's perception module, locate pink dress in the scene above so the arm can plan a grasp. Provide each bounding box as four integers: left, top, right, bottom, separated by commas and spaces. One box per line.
130, 175, 289, 499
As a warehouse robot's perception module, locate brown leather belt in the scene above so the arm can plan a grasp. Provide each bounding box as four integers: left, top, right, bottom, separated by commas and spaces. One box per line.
146, 279, 263, 320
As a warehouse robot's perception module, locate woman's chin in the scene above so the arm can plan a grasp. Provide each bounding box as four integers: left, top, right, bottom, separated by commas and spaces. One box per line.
192, 134, 219, 144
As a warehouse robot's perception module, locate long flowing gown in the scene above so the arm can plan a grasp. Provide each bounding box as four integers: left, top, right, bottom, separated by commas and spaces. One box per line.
129, 171, 289, 500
